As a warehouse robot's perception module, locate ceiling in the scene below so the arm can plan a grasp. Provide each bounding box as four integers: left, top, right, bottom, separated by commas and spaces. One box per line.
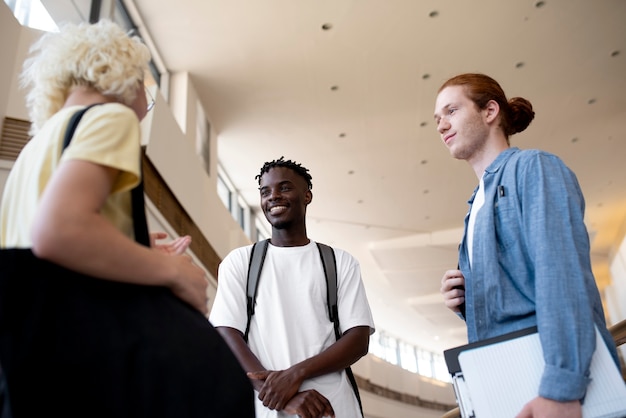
128, 0, 626, 353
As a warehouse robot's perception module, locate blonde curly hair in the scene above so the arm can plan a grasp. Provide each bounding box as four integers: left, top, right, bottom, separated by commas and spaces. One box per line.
20, 19, 152, 135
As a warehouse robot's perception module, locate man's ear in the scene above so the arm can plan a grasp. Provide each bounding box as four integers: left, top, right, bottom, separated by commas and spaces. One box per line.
305, 190, 312, 205
484, 99, 500, 124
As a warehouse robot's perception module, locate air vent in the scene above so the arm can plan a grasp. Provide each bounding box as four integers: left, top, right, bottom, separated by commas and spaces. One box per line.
1, 117, 31, 160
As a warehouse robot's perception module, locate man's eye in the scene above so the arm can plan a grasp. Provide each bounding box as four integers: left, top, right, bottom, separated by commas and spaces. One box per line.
281, 186, 291, 192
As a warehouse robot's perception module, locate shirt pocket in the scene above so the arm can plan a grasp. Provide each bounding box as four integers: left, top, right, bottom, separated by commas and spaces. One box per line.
493, 189, 521, 252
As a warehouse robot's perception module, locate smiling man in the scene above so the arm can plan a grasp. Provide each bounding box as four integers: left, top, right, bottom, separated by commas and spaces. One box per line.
210, 156, 375, 418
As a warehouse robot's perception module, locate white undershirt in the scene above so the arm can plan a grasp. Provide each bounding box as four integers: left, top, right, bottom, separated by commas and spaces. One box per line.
467, 175, 485, 267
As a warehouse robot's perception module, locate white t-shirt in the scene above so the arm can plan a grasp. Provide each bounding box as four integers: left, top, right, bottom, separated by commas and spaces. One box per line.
210, 241, 375, 418
467, 175, 485, 267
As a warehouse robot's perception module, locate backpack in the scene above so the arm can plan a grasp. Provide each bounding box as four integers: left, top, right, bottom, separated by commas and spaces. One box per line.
244, 239, 364, 417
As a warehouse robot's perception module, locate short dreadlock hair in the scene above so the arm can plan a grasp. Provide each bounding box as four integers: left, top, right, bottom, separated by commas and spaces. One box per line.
256, 156, 313, 190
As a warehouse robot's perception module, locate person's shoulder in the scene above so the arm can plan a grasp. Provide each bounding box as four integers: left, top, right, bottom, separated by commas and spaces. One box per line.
88, 102, 136, 121
223, 243, 255, 260
511, 148, 567, 167
515, 147, 560, 160
313, 241, 358, 263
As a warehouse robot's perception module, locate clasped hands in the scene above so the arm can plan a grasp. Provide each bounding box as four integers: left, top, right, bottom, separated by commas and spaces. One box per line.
247, 369, 335, 418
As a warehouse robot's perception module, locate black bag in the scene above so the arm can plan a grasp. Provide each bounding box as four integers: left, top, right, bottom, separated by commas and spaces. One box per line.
0, 105, 255, 418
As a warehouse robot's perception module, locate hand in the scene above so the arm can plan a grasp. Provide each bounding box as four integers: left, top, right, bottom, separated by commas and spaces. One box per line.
247, 369, 302, 411
440, 269, 465, 313
282, 390, 335, 418
516, 396, 581, 418
150, 232, 192, 255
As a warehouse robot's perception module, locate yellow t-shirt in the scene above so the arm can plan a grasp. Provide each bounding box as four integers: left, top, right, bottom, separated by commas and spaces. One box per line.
0, 103, 142, 248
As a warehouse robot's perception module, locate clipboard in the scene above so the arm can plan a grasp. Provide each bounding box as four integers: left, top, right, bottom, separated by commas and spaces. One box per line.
443, 326, 626, 418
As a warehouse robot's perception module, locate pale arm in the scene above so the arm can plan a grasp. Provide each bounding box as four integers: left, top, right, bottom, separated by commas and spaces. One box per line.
31, 160, 209, 314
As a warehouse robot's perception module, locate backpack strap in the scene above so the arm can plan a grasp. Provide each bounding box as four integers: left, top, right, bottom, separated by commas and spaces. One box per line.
62, 103, 150, 247
316, 243, 339, 328
316, 243, 364, 417
62, 104, 102, 149
244, 238, 269, 342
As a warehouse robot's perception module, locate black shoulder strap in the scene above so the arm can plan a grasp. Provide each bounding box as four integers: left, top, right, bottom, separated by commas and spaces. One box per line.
316, 243, 338, 328
62, 104, 101, 150
316, 242, 364, 417
244, 238, 269, 342
245, 240, 364, 417
62, 104, 150, 247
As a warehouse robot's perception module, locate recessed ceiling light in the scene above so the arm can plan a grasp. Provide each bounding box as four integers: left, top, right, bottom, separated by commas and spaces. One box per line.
420, 159, 428, 165
348, 170, 354, 175
611, 50, 620, 57
429, 10, 439, 18
535, 1, 546, 8
571, 137, 579, 143
339, 133, 346, 138
515, 62, 525, 69
587, 98, 596, 105
420, 121, 427, 127
423, 189, 429, 194
321, 23, 332, 31
422, 73, 430, 80
330, 85, 339, 91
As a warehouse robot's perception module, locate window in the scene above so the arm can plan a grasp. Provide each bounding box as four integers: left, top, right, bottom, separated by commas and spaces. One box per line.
217, 174, 232, 212
368, 330, 450, 382
416, 348, 434, 378
399, 341, 418, 373
433, 352, 451, 382
113, 0, 161, 86
4, 0, 57, 31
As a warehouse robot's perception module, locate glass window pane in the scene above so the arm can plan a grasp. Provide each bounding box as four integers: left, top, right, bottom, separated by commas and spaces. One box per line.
433, 353, 451, 382
399, 341, 418, 373
383, 334, 398, 365
217, 175, 231, 211
416, 348, 434, 378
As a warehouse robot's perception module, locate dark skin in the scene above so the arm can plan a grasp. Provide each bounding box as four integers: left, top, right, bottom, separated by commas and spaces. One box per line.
216, 166, 371, 418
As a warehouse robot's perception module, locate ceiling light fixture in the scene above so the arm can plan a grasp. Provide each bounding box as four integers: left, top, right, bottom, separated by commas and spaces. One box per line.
321, 23, 332, 31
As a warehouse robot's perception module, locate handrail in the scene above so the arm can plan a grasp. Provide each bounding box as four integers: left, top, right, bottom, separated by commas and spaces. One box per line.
609, 319, 626, 347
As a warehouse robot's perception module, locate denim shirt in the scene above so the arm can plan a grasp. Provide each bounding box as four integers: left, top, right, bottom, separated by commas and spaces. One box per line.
458, 147, 620, 401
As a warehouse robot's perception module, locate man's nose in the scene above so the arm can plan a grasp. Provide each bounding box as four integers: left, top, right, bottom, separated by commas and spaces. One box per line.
268, 188, 281, 199
437, 118, 449, 134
